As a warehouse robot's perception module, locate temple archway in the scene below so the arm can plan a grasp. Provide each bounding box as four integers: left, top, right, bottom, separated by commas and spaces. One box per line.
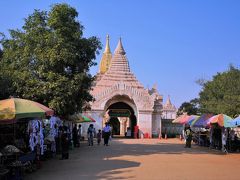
104, 95, 137, 138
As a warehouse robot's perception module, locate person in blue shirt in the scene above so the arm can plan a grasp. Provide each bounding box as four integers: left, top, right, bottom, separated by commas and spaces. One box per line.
103, 123, 111, 146
87, 124, 95, 146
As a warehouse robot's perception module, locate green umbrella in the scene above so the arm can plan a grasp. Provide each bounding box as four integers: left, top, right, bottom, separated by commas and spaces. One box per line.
69, 114, 96, 123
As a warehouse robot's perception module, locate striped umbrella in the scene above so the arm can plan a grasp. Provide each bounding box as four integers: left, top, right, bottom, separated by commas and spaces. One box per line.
172, 114, 190, 124
185, 115, 200, 125
207, 114, 233, 127
191, 114, 214, 127
0, 98, 54, 124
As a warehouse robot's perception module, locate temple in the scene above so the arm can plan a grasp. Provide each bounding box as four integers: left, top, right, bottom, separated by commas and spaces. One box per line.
86, 35, 177, 138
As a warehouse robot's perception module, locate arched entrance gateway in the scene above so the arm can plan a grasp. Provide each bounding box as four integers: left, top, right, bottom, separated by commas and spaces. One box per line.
104, 95, 137, 137
108, 103, 136, 137
85, 35, 168, 138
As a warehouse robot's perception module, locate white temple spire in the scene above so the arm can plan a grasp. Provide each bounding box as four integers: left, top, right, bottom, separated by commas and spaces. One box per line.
108, 37, 130, 72
114, 37, 126, 55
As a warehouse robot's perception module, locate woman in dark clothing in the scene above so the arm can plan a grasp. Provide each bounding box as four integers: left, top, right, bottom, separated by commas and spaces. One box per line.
72, 124, 78, 147
185, 126, 193, 148
61, 126, 69, 160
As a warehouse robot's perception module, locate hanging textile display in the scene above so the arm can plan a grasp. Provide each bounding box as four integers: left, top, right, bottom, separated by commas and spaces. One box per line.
47, 116, 62, 153
27, 119, 44, 155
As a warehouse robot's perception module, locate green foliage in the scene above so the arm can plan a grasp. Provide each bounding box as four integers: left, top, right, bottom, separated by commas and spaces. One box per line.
0, 69, 15, 99
0, 3, 101, 116
177, 98, 200, 116
199, 65, 240, 117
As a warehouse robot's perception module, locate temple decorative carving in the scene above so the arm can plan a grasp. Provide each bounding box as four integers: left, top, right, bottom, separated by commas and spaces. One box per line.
162, 95, 177, 120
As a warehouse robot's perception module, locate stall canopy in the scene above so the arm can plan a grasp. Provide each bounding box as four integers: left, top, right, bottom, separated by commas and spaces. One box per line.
207, 114, 233, 127
186, 115, 200, 125
172, 114, 190, 124
0, 98, 54, 124
191, 114, 214, 127
172, 114, 199, 125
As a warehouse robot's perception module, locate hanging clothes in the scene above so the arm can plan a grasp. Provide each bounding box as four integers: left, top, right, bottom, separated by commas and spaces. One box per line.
28, 119, 44, 154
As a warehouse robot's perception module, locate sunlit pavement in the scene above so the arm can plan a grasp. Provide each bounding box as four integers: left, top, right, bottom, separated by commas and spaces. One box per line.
26, 138, 240, 180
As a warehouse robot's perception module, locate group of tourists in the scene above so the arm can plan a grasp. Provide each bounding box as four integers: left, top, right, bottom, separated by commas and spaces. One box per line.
72, 124, 82, 148
58, 122, 112, 161
87, 123, 112, 146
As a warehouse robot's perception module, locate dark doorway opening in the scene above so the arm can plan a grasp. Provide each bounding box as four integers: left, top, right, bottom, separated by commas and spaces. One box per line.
107, 102, 137, 138
109, 117, 120, 135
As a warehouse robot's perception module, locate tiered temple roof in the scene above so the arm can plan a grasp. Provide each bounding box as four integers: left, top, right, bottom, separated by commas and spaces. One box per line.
92, 37, 145, 96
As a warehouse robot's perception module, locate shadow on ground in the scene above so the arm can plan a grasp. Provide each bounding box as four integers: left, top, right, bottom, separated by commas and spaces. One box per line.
25, 139, 224, 180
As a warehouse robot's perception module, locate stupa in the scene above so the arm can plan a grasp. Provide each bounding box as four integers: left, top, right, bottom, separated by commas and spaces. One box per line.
86, 35, 172, 138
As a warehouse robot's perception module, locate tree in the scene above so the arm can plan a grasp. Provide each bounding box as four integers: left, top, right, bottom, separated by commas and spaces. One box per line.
198, 65, 240, 117
0, 72, 15, 99
177, 98, 200, 116
0, 45, 15, 99
0, 4, 101, 116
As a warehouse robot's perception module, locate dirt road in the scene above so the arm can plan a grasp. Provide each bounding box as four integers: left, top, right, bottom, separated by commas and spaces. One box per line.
26, 138, 240, 180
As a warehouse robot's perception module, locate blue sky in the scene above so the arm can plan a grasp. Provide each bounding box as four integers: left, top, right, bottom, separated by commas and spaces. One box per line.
1, 0, 240, 107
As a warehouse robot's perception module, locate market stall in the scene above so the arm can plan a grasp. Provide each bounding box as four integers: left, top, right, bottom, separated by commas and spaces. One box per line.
0, 98, 54, 178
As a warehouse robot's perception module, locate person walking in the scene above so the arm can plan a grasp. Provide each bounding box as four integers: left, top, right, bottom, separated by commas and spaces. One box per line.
77, 124, 82, 147
97, 130, 102, 145
72, 124, 78, 148
103, 123, 111, 146
222, 128, 228, 153
87, 124, 95, 146
185, 126, 193, 148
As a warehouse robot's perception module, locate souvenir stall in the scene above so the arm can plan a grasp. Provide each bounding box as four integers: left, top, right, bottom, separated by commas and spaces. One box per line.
223, 116, 240, 152
0, 98, 54, 179
190, 114, 214, 147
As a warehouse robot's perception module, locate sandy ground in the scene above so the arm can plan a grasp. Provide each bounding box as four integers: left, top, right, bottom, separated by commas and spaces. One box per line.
26, 138, 240, 180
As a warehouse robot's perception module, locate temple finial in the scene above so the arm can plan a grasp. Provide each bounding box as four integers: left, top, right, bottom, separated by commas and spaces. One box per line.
166, 95, 172, 106
104, 34, 111, 53
114, 37, 125, 55
99, 34, 112, 74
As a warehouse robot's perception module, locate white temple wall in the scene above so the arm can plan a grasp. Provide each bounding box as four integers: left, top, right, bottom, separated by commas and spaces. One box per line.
152, 113, 162, 137
162, 110, 177, 119
138, 111, 152, 138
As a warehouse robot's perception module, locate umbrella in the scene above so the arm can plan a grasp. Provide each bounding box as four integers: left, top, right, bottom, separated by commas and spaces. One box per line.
191, 114, 214, 127
0, 98, 54, 123
207, 114, 233, 127
185, 115, 200, 125
83, 115, 96, 122
70, 114, 96, 123
172, 114, 190, 124
178, 115, 198, 124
